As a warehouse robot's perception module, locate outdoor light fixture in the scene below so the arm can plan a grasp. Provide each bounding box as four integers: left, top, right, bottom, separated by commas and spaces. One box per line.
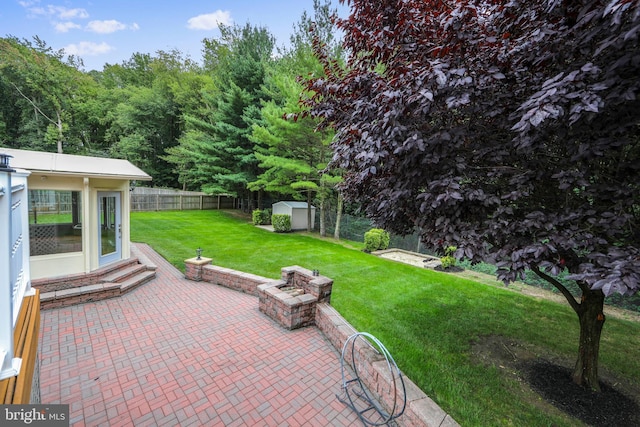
196, 247, 202, 260
313, 269, 319, 277
0, 153, 13, 171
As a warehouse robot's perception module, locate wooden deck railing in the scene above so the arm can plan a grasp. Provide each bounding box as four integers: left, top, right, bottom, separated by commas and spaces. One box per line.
0, 289, 40, 403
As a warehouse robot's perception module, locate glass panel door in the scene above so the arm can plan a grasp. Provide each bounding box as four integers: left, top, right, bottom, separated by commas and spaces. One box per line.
98, 192, 121, 266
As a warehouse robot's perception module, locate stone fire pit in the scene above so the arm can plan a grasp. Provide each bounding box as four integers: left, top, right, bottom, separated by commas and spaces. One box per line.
257, 266, 333, 330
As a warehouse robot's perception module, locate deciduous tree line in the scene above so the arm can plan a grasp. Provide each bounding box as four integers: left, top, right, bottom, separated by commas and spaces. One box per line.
0, 0, 341, 211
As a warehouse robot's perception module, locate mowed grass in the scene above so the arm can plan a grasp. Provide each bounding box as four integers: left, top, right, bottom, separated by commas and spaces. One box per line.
131, 210, 640, 426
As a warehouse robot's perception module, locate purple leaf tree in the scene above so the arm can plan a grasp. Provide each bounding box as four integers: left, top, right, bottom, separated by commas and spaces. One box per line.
302, 0, 640, 391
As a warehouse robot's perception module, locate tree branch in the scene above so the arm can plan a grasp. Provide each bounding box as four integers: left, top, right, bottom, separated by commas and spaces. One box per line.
531, 265, 581, 313
11, 82, 57, 126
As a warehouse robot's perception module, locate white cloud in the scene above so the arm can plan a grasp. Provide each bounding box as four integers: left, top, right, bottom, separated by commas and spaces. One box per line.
18, 0, 40, 9
64, 41, 113, 56
47, 5, 89, 20
19, 2, 89, 24
23, 6, 46, 17
187, 10, 232, 30
85, 20, 127, 34
54, 21, 81, 33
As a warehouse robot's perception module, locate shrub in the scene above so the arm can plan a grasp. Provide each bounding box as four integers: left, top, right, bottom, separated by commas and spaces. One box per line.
364, 228, 391, 252
252, 209, 271, 225
271, 214, 291, 232
440, 246, 457, 269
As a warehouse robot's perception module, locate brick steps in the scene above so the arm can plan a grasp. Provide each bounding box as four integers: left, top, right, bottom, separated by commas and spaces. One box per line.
101, 263, 148, 283
35, 253, 156, 309
120, 270, 156, 293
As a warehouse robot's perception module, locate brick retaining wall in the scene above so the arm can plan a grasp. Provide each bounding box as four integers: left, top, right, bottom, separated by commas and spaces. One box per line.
185, 257, 269, 296
202, 265, 268, 296
315, 303, 459, 427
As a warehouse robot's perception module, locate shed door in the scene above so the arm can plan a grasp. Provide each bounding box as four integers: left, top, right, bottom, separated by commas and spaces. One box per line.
98, 192, 121, 266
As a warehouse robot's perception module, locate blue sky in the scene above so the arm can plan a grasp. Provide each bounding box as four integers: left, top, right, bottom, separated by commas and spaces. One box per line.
1, 0, 348, 71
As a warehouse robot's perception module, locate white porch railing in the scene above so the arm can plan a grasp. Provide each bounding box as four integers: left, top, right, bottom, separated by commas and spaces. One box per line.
0, 155, 32, 381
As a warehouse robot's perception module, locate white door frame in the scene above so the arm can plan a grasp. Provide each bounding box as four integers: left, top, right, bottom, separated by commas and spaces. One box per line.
98, 191, 122, 266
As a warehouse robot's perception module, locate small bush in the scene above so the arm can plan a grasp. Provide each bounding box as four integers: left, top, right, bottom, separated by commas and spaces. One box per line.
252, 209, 271, 225
440, 246, 458, 269
364, 228, 391, 252
271, 214, 291, 232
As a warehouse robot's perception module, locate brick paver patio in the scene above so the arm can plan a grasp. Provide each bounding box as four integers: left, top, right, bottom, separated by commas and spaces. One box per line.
38, 244, 360, 426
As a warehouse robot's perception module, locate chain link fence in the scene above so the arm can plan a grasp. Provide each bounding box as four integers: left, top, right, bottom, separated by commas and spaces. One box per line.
316, 209, 431, 254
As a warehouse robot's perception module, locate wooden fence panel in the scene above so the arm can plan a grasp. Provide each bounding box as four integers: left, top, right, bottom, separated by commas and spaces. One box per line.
130, 193, 236, 212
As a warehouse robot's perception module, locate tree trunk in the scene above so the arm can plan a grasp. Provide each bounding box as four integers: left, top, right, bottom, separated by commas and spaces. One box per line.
56, 110, 64, 153
319, 198, 326, 237
307, 191, 312, 232
573, 287, 606, 391
531, 268, 606, 392
334, 192, 343, 240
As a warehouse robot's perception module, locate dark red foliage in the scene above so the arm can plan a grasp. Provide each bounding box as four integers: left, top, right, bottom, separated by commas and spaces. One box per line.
303, 0, 640, 298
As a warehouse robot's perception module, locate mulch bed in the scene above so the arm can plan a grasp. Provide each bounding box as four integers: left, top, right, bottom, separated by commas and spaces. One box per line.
522, 360, 639, 427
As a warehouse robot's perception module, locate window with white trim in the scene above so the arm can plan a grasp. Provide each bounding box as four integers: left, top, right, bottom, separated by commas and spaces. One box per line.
29, 190, 83, 256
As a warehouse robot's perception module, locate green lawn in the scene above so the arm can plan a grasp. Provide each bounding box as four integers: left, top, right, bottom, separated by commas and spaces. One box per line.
131, 210, 640, 427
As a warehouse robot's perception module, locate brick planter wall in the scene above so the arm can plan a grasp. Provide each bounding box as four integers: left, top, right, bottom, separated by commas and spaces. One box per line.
256, 266, 333, 330
256, 281, 318, 330
281, 266, 333, 303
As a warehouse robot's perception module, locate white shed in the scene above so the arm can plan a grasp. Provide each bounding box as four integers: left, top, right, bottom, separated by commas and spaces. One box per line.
272, 201, 316, 230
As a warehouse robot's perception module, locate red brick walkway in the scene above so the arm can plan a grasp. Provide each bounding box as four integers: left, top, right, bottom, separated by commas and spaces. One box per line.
38, 244, 360, 426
